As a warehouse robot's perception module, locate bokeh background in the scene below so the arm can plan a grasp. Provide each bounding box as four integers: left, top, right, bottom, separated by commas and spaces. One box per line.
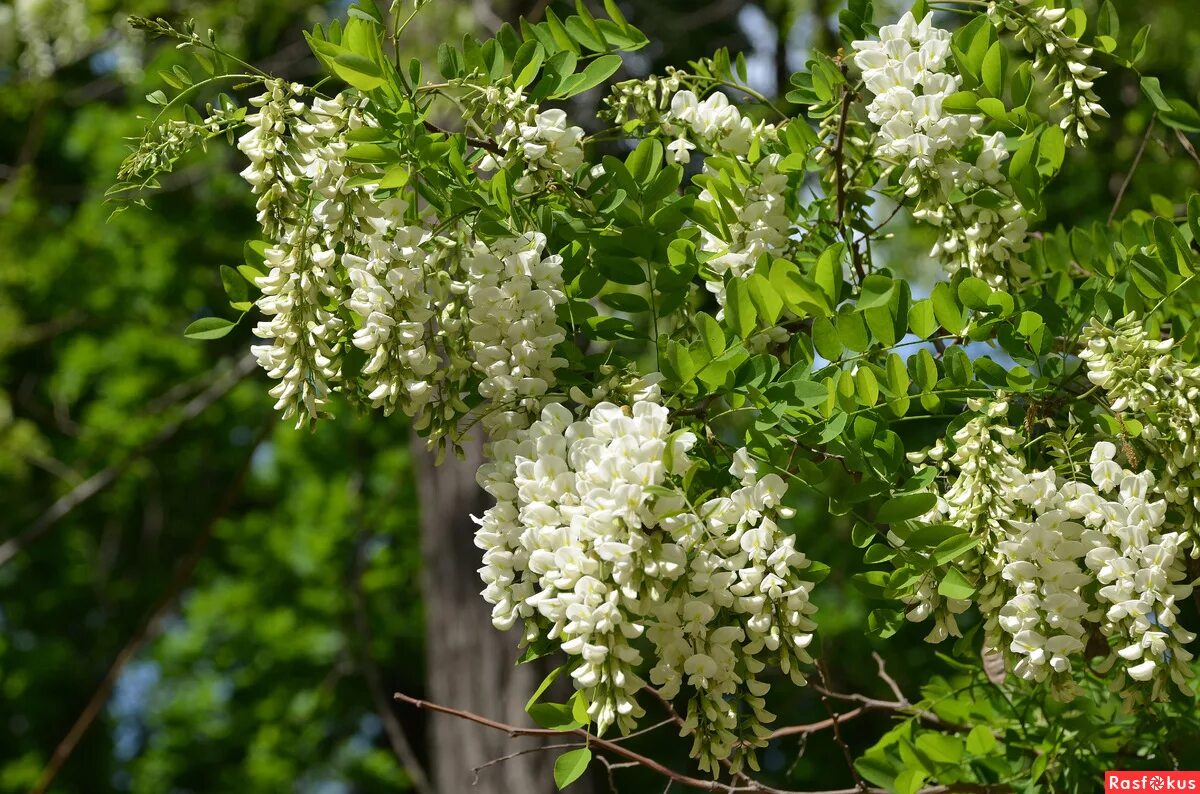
3, 0, 1199, 792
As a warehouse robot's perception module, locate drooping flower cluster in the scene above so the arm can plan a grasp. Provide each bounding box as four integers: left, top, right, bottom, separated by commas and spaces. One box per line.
852, 12, 1029, 285
474, 394, 819, 770
235, 82, 574, 435
910, 386, 1198, 702
905, 398, 1025, 642
462, 233, 569, 439
1080, 314, 1200, 524
989, 0, 1108, 145
244, 91, 376, 425
601, 69, 686, 128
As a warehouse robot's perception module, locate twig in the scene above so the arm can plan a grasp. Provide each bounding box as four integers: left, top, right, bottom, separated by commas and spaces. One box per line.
0, 353, 257, 568
27, 417, 274, 794
473, 741, 584, 784
872, 652, 906, 705
1108, 114, 1156, 224
1175, 128, 1200, 171
817, 663, 868, 792
423, 119, 504, 155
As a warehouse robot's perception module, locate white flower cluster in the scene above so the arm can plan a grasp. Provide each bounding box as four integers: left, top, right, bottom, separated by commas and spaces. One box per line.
463, 233, 568, 439
242, 90, 376, 425
237, 84, 572, 435
474, 396, 818, 770
907, 398, 1025, 642
990, 0, 1107, 145
662, 89, 777, 164
696, 154, 792, 313
1080, 315, 1200, 523
479, 87, 585, 194
910, 392, 1198, 701
344, 198, 442, 420
988, 444, 1195, 701
852, 13, 1029, 285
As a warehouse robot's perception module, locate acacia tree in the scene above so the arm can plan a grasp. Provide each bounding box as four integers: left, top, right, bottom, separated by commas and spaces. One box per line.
113, 0, 1200, 790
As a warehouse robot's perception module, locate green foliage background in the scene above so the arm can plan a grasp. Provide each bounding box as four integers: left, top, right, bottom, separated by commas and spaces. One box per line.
4, 0, 1200, 792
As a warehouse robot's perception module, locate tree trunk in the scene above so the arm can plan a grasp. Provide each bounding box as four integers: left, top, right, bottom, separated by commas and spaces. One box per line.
414, 433, 589, 794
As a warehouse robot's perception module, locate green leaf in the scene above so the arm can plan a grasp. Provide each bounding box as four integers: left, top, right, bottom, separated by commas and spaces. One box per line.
981, 40, 1006, 97
812, 316, 841, 361
525, 665, 565, 710
908, 299, 937, 339
554, 748, 592, 790
855, 367, 879, 407
856, 275, 896, 311
966, 724, 998, 756
332, 52, 386, 91
184, 316, 236, 340
931, 282, 965, 335
1141, 76, 1174, 113
1037, 126, 1066, 177
747, 273, 783, 326
916, 733, 964, 765
557, 54, 622, 96
937, 567, 975, 600
512, 40, 546, 88
697, 312, 726, 357
942, 91, 979, 114
725, 278, 757, 339
528, 702, 583, 731
877, 492, 936, 524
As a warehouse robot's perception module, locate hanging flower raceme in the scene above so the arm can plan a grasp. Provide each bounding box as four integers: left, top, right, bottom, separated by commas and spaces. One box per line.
988, 0, 1108, 145
474, 388, 820, 771
908, 383, 1198, 703
852, 12, 1029, 286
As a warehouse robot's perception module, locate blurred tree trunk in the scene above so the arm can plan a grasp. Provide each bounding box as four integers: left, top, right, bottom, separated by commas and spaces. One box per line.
414, 434, 589, 794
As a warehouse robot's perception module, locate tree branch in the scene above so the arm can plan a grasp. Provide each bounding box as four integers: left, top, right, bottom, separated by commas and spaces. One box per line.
393, 690, 1009, 794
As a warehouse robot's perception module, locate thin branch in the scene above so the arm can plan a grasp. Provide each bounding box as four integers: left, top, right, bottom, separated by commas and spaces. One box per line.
831, 60, 864, 282
872, 652, 906, 705
0, 353, 257, 568
473, 741, 583, 784
1108, 114, 1156, 225
393, 690, 1007, 794
769, 706, 868, 739
28, 418, 274, 794
817, 663, 867, 792
423, 119, 504, 155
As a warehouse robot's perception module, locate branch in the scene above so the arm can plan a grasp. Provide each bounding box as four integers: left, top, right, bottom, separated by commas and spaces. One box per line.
0, 353, 257, 568
817, 663, 868, 792
423, 119, 504, 155
1108, 114, 1156, 225
393, 690, 1008, 794
28, 417, 274, 794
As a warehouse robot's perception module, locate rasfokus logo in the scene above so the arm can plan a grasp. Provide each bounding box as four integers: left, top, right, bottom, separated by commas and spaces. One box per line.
1106, 772, 1200, 792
